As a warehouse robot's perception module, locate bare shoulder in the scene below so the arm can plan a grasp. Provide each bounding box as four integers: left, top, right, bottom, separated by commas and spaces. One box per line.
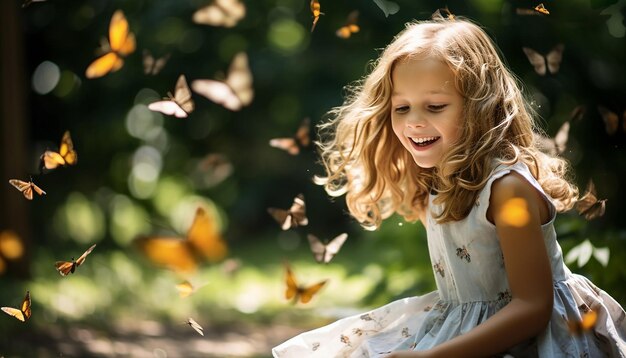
487, 171, 550, 225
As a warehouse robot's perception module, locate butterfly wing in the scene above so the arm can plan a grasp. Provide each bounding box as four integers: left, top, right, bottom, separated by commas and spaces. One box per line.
284, 264, 299, 301
553, 121, 570, 154
186, 317, 204, 336
289, 194, 308, 227
186, 207, 228, 262
298, 280, 327, 304
269, 138, 299, 155
225, 52, 254, 109
148, 100, 189, 118
310, 0, 322, 32
75, 244, 97, 266
9, 179, 31, 200
54, 261, 75, 276
307, 234, 327, 263
267, 208, 292, 230
191, 79, 242, 111
522, 47, 547, 76
295, 118, 311, 147
598, 106, 619, 135
109, 10, 135, 55
192, 0, 246, 27
576, 180, 606, 220
41, 151, 66, 170
173, 75, 195, 114
59, 131, 77, 166
85, 52, 123, 79
322, 233, 348, 263
134, 236, 198, 272
546, 44, 564, 74
1, 307, 25, 322
176, 281, 195, 298
1, 291, 30, 322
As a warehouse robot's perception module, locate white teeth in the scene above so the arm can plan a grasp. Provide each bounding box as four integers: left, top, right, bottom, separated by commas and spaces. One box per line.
410, 136, 439, 144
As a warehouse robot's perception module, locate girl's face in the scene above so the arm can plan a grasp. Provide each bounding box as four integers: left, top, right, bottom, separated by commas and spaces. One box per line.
390, 59, 463, 169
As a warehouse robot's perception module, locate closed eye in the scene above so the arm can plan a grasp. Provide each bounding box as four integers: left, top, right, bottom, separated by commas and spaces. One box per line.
394, 105, 409, 114
428, 104, 447, 112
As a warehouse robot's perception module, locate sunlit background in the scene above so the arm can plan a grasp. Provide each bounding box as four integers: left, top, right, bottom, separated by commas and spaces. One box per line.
1, 0, 625, 356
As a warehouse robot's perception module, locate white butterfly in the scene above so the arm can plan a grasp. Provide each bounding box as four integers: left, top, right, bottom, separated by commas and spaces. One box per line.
192, 0, 246, 28
148, 74, 194, 118
191, 52, 253, 111
522, 44, 564, 76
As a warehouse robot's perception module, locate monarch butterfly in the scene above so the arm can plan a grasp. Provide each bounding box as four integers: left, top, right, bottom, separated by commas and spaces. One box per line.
576, 180, 607, 220
134, 207, 228, 272
191, 52, 253, 111
1, 291, 31, 322
54, 244, 96, 276
85, 10, 136, 79
566, 308, 597, 335
8, 179, 46, 200
534, 3, 550, 15
515, 3, 550, 15
307, 233, 348, 264
40, 131, 77, 170
192, 0, 246, 28
284, 263, 327, 304
148, 75, 195, 118
269, 118, 310, 155
142, 50, 170, 76
185, 317, 204, 336
267, 194, 308, 230
522, 44, 564, 76
310, 0, 324, 32
336, 11, 359, 39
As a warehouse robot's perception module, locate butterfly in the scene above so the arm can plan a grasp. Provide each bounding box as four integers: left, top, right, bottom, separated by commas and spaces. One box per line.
134, 207, 228, 272
191, 52, 253, 111
269, 118, 311, 155
85, 10, 136, 79
9, 179, 46, 200
537, 121, 570, 156
191, 153, 233, 188
148, 75, 195, 118
267, 194, 308, 230
143, 50, 170, 75
192, 0, 246, 28
54, 244, 96, 276
40, 131, 77, 171
310, 0, 324, 32
176, 281, 196, 298
433, 6, 456, 21
336, 11, 359, 39
516, 3, 550, 15
597, 106, 626, 136
185, 317, 204, 336
566, 307, 597, 336
307, 233, 348, 264
522, 44, 564, 76
1, 291, 31, 322
284, 263, 327, 304
576, 180, 607, 220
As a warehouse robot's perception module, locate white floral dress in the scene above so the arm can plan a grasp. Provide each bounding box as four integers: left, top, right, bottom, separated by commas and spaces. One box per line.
272, 161, 626, 357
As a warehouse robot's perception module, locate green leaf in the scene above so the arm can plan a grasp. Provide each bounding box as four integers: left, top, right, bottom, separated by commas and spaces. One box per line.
372, 0, 400, 17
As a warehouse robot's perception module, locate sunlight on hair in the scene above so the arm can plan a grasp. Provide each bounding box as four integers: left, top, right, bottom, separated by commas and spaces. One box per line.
0, 230, 24, 260
500, 197, 530, 227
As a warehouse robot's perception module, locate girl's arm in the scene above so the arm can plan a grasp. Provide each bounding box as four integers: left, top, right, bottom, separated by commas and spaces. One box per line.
387, 172, 554, 358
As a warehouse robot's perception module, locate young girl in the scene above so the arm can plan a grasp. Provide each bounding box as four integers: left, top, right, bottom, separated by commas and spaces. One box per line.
272, 14, 626, 358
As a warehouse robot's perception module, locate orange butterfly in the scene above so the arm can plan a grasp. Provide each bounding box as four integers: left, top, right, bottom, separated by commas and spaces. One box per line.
40, 131, 77, 171
148, 75, 195, 118
85, 10, 136, 79
269, 118, 311, 155
597, 106, 626, 136
267, 194, 308, 230
576, 180, 607, 220
284, 263, 327, 304
143, 50, 170, 76
185, 317, 204, 336
192, 0, 246, 28
566, 307, 597, 335
522, 44, 564, 76
9, 179, 46, 200
336, 11, 359, 39
134, 207, 227, 272
1, 291, 31, 322
310, 0, 324, 32
54, 244, 96, 276
191, 52, 253, 111
534, 3, 550, 15
307, 233, 348, 264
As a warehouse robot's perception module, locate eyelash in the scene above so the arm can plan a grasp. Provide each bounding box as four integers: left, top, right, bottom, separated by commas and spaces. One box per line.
393, 104, 447, 113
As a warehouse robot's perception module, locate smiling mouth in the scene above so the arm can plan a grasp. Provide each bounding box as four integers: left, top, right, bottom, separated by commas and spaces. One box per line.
410, 136, 440, 147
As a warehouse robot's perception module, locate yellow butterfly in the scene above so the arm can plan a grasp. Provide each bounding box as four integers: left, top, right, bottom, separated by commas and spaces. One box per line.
267, 194, 308, 230
576, 180, 607, 220
310, 0, 324, 32
522, 44, 564, 76
142, 49, 170, 76
134, 207, 227, 272
269, 118, 311, 155
192, 0, 246, 28
534, 3, 550, 15
148, 75, 195, 118
1, 291, 31, 322
85, 10, 136, 79
336, 11, 360, 39
284, 263, 327, 304
40, 131, 77, 170
191, 52, 253, 111
9, 179, 46, 200
176, 281, 196, 298
54, 244, 96, 276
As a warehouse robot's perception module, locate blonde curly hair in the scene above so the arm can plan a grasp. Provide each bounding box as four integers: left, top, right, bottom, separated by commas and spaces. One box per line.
315, 15, 578, 230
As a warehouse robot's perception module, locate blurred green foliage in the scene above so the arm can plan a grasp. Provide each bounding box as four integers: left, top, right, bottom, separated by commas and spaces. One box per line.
0, 0, 625, 356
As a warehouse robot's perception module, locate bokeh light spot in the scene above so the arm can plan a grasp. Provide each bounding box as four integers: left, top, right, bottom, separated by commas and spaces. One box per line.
32, 61, 60, 95
0, 230, 24, 260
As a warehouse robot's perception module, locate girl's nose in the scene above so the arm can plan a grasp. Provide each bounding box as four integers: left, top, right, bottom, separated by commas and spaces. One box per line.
406, 113, 425, 128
